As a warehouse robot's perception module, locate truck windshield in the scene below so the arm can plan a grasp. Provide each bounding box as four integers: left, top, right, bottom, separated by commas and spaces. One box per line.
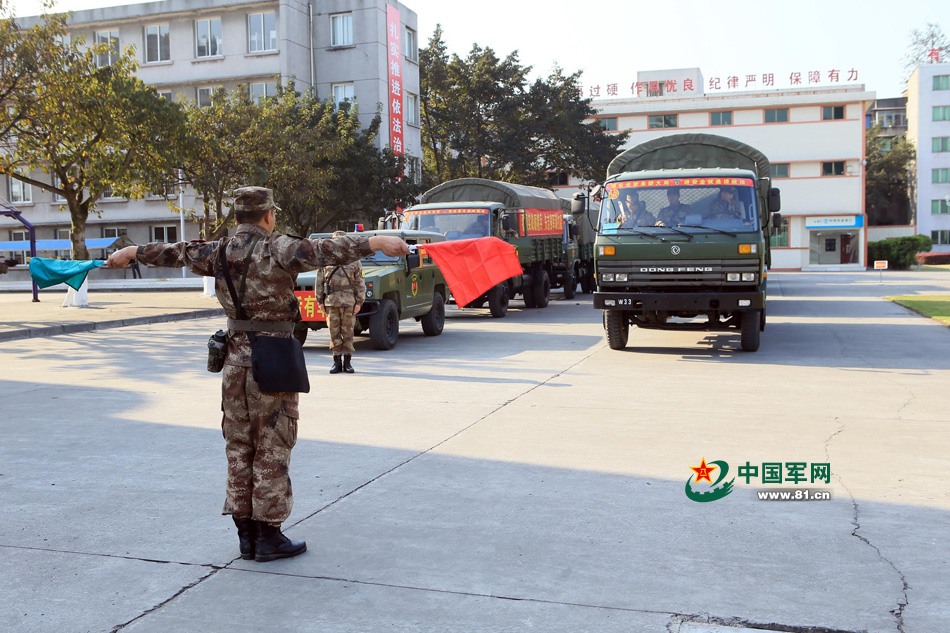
599, 178, 759, 234
403, 209, 490, 239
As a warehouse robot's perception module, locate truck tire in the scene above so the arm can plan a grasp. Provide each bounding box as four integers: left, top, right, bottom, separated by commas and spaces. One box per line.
533, 270, 551, 308
562, 270, 576, 300
740, 310, 761, 352
580, 267, 593, 294
523, 286, 537, 309
421, 292, 445, 336
604, 310, 629, 350
487, 283, 509, 318
369, 299, 399, 350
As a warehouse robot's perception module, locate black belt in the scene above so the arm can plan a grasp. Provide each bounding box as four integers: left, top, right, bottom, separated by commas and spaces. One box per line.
227, 319, 295, 333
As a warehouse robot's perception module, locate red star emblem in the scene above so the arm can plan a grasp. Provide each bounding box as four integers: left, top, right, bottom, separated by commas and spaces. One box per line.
690, 458, 717, 484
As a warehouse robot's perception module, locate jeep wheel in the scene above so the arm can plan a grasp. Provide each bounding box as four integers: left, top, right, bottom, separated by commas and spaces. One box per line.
487, 283, 509, 318
563, 270, 576, 300
604, 310, 629, 350
293, 325, 308, 346
533, 270, 551, 308
369, 299, 399, 350
421, 292, 445, 336
740, 310, 761, 352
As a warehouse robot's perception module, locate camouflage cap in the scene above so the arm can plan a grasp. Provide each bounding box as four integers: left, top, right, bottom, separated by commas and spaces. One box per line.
233, 186, 281, 213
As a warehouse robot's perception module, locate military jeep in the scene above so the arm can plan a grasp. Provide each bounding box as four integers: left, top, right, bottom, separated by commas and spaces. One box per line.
293, 229, 448, 350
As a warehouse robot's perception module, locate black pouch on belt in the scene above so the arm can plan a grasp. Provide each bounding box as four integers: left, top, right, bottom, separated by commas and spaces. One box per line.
220, 238, 310, 393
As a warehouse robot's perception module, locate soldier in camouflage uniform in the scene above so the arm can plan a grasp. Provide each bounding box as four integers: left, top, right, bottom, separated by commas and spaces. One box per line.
107, 186, 409, 562
316, 230, 365, 374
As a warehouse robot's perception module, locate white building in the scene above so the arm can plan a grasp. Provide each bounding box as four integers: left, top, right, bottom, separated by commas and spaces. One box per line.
3, 0, 420, 265
571, 68, 874, 271
907, 64, 950, 252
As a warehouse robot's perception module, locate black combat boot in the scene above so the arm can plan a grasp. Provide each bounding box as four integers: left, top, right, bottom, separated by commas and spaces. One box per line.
232, 516, 257, 561
329, 355, 343, 374
254, 523, 307, 562
342, 354, 354, 373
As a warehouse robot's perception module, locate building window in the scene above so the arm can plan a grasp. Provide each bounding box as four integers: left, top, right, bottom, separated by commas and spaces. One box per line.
406, 156, 421, 183
331, 83, 355, 108
648, 114, 678, 129
248, 12, 277, 53
9, 176, 31, 203
932, 200, 950, 214
101, 184, 121, 200
330, 13, 353, 47
55, 228, 70, 258
152, 226, 178, 243
249, 82, 278, 105
710, 111, 732, 126
598, 118, 618, 131
879, 112, 903, 128
822, 161, 845, 176
934, 168, 950, 184
196, 87, 219, 108
195, 18, 222, 58
822, 105, 845, 120
934, 75, 950, 90
52, 174, 67, 202
934, 106, 950, 122
144, 24, 169, 63
933, 230, 950, 245
404, 27, 417, 62
770, 163, 790, 179
53, 33, 70, 47
934, 137, 950, 153
770, 217, 789, 247
547, 171, 569, 187
95, 30, 119, 67
158, 91, 173, 101
765, 108, 789, 123
10, 230, 28, 264
405, 92, 418, 125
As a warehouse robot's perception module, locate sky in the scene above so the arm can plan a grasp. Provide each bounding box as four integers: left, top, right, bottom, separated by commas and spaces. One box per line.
8, 0, 947, 98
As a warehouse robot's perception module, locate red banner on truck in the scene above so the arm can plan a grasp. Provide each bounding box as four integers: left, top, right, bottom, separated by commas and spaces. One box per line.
517, 208, 563, 237
295, 291, 327, 322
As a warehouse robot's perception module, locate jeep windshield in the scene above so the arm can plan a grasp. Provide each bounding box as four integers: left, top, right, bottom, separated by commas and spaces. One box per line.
403, 209, 490, 240
599, 178, 759, 235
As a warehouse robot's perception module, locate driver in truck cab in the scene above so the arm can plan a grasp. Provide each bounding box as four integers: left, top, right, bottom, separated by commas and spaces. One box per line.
656, 187, 691, 227
707, 186, 747, 221
617, 190, 655, 227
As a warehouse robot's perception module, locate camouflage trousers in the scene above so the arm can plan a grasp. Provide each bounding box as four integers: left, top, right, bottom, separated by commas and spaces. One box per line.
220, 364, 299, 524
326, 305, 356, 355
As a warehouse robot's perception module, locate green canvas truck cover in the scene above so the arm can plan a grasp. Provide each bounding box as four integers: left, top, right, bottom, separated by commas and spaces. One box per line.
607, 133, 771, 194
420, 178, 563, 211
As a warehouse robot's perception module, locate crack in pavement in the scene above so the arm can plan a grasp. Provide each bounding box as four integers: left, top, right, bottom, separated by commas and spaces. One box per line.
824, 421, 909, 633
668, 612, 866, 633
0, 543, 224, 569
110, 566, 223, 632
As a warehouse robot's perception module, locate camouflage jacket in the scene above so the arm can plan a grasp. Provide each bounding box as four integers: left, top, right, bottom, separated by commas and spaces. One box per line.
315, 260, 365, 307
136, 223, 372, 366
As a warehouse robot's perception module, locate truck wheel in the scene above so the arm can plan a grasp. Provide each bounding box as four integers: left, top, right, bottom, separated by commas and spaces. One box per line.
562, 270, 576, 300
487, 283, 509, 318
523, 287, 537, 308
533, 270, 551, 308
740, 310, 761, 352
293, 325, 308, 346
369, 299, 399, 350
604, 310, 629, 350
421, 292, 445, 336
580, 267, 593, 294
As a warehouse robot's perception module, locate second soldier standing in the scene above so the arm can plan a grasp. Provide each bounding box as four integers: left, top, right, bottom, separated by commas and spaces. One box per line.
317, 230, 365, 374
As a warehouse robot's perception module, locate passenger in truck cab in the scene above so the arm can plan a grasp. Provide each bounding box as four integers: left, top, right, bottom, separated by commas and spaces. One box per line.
464, 213, 490, 237
617, 190, 655, 227
707, 186, 746, 220
656, 187, 691, 227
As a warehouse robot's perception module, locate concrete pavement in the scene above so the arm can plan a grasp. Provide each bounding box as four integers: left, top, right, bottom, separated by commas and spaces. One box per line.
1, 270, 949, 633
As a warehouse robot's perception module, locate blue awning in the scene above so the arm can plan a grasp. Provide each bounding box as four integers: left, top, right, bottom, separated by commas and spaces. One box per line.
0, 237, 120, 252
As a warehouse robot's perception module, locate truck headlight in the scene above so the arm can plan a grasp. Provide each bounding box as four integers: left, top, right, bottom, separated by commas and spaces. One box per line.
366, 289, 373, 298
726, 273, 740, 282
602, 273, 615, 282
741, 273, 756, 282
738, 299, 751, 307
615, 273, 628, 282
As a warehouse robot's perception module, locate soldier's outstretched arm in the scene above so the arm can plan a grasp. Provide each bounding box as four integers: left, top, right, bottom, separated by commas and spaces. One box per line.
107, 242, 216, 276
274, 234, 410, 274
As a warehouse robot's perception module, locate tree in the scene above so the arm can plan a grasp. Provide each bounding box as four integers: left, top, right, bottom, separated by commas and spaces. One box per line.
0, 11, 185, 260
865, 124, 915, 226
903, 22, 948, 75
419, 27, 627, 189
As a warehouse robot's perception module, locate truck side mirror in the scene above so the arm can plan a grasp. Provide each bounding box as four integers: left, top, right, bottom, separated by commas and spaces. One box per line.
571, 192, 586, 215
405, 253, 421, 271
771, 212, 782, 227
768, 187, 781, 212
570, 224, 580, 238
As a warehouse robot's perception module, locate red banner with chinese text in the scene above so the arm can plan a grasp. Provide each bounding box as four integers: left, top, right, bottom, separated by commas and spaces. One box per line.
516, 208, 564, 237
386, 5, 403, 155
295, 291, 327, 322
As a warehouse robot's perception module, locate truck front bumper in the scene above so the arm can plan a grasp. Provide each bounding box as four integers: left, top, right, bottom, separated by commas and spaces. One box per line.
593, 291, 765, 311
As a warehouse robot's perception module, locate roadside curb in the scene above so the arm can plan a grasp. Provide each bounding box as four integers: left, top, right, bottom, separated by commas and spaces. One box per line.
0, 308, 226, 342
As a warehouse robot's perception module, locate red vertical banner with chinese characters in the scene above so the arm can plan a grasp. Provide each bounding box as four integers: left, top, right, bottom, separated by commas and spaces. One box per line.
386, 4, 404, 155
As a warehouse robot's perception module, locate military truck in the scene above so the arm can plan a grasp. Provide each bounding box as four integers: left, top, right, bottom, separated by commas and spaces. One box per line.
400, 178, 576, 317
565, 187, 599, 294
293, 229, 448, 350
576, 134, 781, 352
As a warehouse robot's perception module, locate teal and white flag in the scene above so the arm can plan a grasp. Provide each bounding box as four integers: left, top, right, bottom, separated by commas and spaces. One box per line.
28, 257, 105, 290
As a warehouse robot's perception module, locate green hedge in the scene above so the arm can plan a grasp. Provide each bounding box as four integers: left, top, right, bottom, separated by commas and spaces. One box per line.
868, 235, 933, 270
